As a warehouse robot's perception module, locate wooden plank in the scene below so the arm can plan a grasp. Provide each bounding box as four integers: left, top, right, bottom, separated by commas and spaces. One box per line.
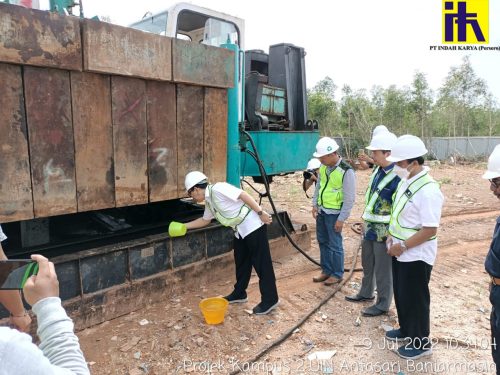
176, 84, 204, 194
0, 3, 82, 70
172, 39, 234, 88
204, 88, 228, 183
71, 72, 115, 212
111, 76, 148, 207
82, 19, 172, 81
146, 81, 177, 201
0, 63, 33, 222
24, 67, 77, 217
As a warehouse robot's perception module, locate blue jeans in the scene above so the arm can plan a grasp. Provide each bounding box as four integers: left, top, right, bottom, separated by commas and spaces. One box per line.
316, 212, 344, 279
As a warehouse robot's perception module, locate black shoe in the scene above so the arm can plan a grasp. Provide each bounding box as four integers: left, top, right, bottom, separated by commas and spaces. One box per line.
345, 294, 376, 303
252, 300, 280, 315
223, 291, 248, 304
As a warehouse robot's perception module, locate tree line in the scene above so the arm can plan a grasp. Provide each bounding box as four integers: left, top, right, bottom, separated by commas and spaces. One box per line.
307, 56, 500, 153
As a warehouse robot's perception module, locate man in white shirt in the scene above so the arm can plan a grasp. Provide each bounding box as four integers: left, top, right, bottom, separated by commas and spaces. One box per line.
183, 171, 279, 315
0, 225, 32, 332
0, 254, 90, 375
384, 135, 444, 360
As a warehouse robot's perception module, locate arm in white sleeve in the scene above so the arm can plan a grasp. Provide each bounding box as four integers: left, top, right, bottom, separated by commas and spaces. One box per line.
338, 169, 356, 222
312, 173, 321, 208
0, 297, 89, 374
34, 297, 90, 375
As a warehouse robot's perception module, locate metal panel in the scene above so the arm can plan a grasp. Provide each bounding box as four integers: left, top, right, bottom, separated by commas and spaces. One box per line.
206, 227, 234, 258
172, 39, 234, 88
82, 19, 172, 81
146, 81, 178, 201
240, 131, 320, 176
129, 241, 170, 280
260, 86, 286, 116
0, 63, 33, 222
24, 67, 77, 217
176, 84, 204, 194
0, 3, 82, 70
111, 76, 148, 207
172, 231, 205, 268
71, 72, 115, 211
80, 251, 127, 294
55, 260, 81, 301
204, 88, 228, 183
427, 137, 500, 160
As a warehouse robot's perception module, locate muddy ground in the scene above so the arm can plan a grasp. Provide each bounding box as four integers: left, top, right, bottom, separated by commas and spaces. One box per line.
78, 163, 500, 374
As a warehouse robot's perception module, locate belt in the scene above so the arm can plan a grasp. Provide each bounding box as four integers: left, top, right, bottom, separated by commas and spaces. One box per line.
491, 276, 500, 286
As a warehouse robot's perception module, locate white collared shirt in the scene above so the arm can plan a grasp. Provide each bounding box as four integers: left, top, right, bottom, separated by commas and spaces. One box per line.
202, 182, 263, 239
0, 225, 6, 242
391, 167, 444, 266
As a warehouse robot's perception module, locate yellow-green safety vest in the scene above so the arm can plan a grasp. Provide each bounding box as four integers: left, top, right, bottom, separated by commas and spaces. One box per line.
362, 166, 398, 223
317, 162, 351, 210
388, 173, 438, 241
206, 184, 251, 230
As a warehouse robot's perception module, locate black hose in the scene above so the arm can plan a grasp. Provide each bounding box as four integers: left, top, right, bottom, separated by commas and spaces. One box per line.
241, 130, 365, 273
241, 130, 321, 267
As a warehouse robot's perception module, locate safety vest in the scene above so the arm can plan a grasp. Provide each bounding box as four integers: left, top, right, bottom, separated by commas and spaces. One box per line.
362, 166, 398, 223
206, 184, 251, 230
388, 173, 438, 241
317, 162, 351, 210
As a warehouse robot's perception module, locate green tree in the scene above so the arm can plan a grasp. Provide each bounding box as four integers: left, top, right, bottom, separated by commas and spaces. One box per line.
436, 56, 489, 137
410, 71, 433, 138
307, 77, 339, 136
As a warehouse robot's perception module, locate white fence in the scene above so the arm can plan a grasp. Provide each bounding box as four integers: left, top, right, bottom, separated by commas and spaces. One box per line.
425, 137, 500, 160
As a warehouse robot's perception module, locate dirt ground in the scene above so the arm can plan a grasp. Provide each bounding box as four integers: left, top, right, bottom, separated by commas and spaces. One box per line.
78, 163, 500, 374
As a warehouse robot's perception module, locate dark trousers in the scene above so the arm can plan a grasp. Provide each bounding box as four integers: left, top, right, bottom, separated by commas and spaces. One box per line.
392, 257, 433, 347
233, 225, 278, 304
490, 284, 500, 372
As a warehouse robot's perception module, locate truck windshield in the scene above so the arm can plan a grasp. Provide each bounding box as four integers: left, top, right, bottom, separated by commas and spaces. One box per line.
129, 11, 168, 35
202, 18, 238, 47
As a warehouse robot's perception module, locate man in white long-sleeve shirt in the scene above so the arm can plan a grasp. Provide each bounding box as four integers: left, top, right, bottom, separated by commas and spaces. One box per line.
0, 254, 89, 375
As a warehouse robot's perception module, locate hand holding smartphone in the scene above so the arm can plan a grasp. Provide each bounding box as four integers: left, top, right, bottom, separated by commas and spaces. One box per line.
0, 260, 39, 290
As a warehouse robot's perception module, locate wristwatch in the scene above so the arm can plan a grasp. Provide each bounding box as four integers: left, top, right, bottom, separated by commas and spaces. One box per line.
401, 241, 408, 252
257, 210, 264, 216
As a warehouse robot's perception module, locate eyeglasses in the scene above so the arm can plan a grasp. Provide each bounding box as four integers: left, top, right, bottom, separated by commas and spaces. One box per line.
490, 179, 500, 189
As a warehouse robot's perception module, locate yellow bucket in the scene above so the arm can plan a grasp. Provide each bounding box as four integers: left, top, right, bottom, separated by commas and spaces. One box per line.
168, 221, 187, 237
199, 297, 228, 325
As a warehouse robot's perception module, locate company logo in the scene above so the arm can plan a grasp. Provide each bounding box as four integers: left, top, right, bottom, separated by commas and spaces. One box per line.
443, 0, 489, 44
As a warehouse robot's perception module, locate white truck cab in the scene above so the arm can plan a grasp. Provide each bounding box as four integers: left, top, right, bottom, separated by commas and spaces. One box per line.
129, 2, 245, 50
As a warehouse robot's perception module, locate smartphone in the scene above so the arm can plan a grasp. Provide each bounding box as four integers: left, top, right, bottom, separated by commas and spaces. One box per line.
0, 260, 39, 290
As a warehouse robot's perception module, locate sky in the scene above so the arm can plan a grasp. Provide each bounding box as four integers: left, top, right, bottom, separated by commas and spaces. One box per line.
39, 0, 500, 102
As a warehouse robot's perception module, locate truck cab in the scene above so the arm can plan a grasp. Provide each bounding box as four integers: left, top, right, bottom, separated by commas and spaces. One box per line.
129, 3, 244, 49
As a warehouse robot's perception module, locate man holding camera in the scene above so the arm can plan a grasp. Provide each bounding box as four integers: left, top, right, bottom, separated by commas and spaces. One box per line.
303, 158, 321, 197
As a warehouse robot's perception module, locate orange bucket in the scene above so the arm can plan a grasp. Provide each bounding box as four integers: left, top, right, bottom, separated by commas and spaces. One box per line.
199, 297, 228, 325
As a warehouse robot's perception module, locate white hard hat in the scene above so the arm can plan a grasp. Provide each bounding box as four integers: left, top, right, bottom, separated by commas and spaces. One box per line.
366, 132, 398, 151
313, 137, 339, 157
372, 125, 389, 137
386, 135, 428, 162
185, 171, 208, 191
483, 144, 500, 179
306, 158, 321, 170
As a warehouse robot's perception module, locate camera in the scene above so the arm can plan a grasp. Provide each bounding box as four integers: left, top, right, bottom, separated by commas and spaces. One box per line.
303, 170, 312, 179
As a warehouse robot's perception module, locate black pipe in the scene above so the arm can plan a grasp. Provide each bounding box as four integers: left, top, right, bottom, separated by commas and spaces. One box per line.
241, 130, 321, 267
